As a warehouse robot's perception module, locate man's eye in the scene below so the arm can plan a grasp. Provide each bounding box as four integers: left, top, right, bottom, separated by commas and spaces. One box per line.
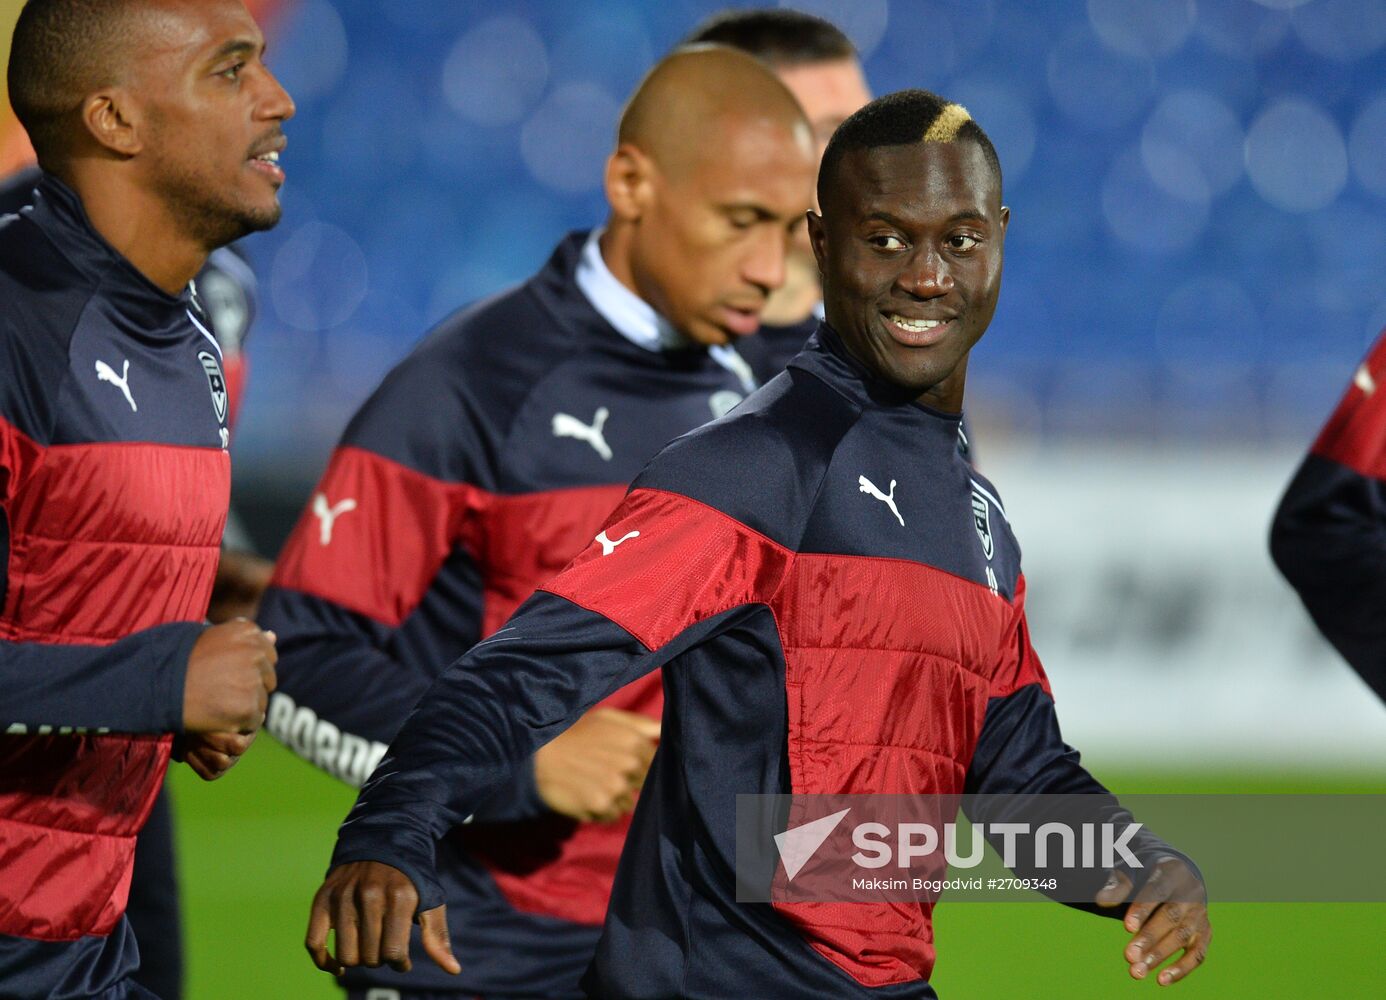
948, 235, 979, 252
219, 62, 244, 81
869, 234, 906, 251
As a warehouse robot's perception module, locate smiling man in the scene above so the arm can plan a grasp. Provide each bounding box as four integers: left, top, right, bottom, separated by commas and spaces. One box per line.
0, 1, 291, 996
306, 91, 1209, 998
260, 45, 813, 1000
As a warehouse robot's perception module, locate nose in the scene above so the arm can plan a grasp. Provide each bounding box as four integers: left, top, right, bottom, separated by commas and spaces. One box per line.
897, 245, 954, 299
256, 65, 296, 123
740, 226, 789, 296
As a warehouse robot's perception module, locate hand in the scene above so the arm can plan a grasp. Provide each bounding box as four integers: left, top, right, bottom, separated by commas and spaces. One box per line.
534, 707, 661, 822
207, 549, 275, 624
183, 618, 277, 733
305, 861, 459, 976
1096, 857, 1211, 986
182, 729, 256, 781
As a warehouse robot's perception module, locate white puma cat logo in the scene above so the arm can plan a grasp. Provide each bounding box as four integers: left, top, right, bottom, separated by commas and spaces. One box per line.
552, 407, 613, 460
95, 359, 137, 412
596, 529, 639, 555
313, 493, 358, 545
858, 475, 903, 527
1355, 363, 1376, 396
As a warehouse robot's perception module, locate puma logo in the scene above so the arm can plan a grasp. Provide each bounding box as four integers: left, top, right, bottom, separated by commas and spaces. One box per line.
1355, 364, 1376, 397
596, 529, 639, 555
95, 359, 137, 412
313, 493, 357, 545
858, 474, 903, 527
553, 407, 612, 461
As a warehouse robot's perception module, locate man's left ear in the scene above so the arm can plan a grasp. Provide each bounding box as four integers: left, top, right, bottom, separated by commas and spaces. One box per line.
999, 205, 1010, 237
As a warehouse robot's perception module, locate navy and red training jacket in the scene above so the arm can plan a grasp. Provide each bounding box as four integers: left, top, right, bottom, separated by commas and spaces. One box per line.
257, 232, 760, 996
331, 326, 1188, 999
1271, 329, 1386, 701
0, 175, 230, 997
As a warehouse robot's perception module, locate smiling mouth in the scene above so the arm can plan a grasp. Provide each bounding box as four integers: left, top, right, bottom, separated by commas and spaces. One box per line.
248, 149, 285, 185
883, 311, 954, 346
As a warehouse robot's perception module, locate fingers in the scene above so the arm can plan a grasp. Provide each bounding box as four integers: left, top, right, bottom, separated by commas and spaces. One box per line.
418, 906, 461, 975
258, 629, 279, 692
331, 882, 361, 968
380, 882, 416, 973
200, 730, 255, 756
1156, 923, 1212, 986
305, 863, 434, 978
599, 707, 662, 741
1124, 862, 1176, 934
1130, 909, 1211, 984
305, 888, 343, 976
1121, 861, 1211, 985
1094, 868, 1133, 909
355, 879, 386, 968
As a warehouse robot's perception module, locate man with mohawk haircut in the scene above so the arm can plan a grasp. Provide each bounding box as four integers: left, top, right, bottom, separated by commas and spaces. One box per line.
265, 44, 814, 999
307, 90, 1209, 998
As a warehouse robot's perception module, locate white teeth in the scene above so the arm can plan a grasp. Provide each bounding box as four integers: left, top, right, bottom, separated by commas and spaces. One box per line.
888, 314, 944, 332
256, 151, 279, 163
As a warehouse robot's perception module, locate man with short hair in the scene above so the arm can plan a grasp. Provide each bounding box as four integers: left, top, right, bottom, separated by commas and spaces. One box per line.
0, 160, 272, 1000
258, 45, 814, 1000
684, 8, 871, 378
306, 90, 1210, 998
0, 0, 291, 995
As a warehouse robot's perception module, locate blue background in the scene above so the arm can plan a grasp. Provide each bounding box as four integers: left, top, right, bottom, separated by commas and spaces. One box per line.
235, 0, 1386, 486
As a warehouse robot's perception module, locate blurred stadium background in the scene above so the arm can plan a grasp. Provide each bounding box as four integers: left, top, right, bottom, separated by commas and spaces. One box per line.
3, 0, 1384, 996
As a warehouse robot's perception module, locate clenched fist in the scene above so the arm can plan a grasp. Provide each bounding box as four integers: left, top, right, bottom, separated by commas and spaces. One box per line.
534, 707, 661, 822
183, 618, 277, 733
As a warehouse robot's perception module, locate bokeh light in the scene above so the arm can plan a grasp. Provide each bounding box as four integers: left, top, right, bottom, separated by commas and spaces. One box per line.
1102, 146, 1210, 253
1141, 90, 1245, 197
1048, 25, 1157, 129
1087, 0, 1196, 59
441, 16, 549, 127
1348, 92, 1386, 198
1244, 98, 1349, 213
519, 83, 622, 194
269, 222, 369, 332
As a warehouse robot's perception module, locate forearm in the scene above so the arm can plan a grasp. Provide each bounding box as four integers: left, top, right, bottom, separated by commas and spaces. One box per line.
1, 621, 199, 733
964, 683, 1198, 916
260, 585, 436, 786
331, 591, 669, 909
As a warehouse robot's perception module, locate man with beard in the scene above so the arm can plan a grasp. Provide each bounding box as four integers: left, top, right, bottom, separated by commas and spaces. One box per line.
0, 1, 291, 995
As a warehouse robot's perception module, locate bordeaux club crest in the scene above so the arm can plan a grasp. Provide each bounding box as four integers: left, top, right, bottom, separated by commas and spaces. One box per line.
198, 350, 228, 425
970, 487, 994, 560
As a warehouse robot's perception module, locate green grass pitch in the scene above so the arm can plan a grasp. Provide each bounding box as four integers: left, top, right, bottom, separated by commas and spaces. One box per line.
169, 739, 1384, 998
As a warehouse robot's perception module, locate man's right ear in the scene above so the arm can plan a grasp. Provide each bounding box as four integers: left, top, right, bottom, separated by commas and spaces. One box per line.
81, 90, 143, 157
604, 144, 654, 223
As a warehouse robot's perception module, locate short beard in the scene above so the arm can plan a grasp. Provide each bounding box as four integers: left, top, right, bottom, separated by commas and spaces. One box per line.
154, 158, 282, 252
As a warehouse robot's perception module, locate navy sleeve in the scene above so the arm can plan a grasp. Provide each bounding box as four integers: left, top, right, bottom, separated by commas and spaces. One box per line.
331, 592, 751, 909
1269, 333, 1386, 701
329, 481, 793, 910
964, 683, 1202, 917
1, 622, 198, 734
259, 585, 544, 820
